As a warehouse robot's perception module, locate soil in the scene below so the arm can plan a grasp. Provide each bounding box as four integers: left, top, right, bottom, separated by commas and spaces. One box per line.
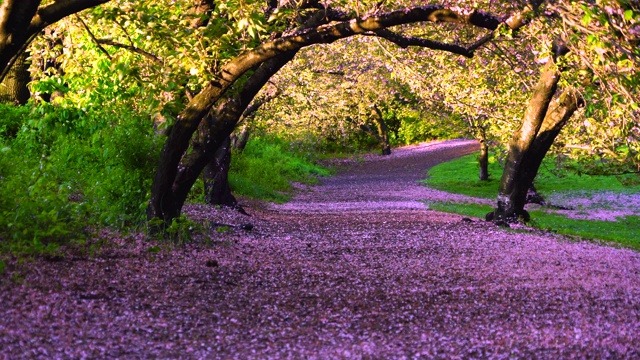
2, 139, 640, 358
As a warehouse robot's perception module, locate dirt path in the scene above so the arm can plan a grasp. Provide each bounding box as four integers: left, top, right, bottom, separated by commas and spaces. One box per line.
2, 140, 640, 358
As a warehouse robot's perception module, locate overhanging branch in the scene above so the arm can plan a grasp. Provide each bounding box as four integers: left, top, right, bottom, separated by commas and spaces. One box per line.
369, 29, 474, 57
76, 15, 112, 60
30, 0, 111, 34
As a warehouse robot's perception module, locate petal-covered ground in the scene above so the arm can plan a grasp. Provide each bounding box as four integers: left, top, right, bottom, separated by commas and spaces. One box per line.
1, 140, 639, 358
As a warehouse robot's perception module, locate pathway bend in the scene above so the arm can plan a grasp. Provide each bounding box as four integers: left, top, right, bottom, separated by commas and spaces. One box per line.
2, 140, 640, 358
275, 139, 484, 213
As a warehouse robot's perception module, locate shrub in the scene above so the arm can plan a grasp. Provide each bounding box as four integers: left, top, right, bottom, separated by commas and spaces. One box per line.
0, 102, 161, 254
229, 136, 331, 202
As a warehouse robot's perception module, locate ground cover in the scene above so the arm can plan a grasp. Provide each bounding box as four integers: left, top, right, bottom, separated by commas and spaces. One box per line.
423, 153, 640, 248
1, 140, 639, 358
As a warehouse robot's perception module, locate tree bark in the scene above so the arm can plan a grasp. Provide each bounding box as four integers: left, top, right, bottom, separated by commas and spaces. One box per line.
146, 50, 299, 228
488, 47, 581, 223
373, 105, 391, 155
232, 126, 251, 152
188, 0, 215, 28
0, 49, 30, 104
0, 0, 110, 83
203, 136, 238, 207
478, 138, 489, 181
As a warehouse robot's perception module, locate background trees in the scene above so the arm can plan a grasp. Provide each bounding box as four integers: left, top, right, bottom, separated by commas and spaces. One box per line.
0, 0, 637, 249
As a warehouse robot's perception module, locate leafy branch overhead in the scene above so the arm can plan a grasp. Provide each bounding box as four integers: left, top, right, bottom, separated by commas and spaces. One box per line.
0, 0, 112, 82
147, 2, 538, 227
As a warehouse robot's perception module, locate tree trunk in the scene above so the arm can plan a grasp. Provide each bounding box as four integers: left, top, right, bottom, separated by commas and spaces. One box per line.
202, 125, 251, 213
373, 105, 391, 155
478, 139, 489, 181
0, 49, 30, 104
146, 51, 298, 230
488, 48, 580, 223
203, 136, 238, 207
477, 127, 489, 181
232, 126, 250, 152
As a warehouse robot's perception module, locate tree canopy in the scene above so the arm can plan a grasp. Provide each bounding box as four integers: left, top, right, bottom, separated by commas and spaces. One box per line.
0, 0, 638, 245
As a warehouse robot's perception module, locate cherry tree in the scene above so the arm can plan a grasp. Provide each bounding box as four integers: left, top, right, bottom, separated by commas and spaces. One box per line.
146, 1, 530, 229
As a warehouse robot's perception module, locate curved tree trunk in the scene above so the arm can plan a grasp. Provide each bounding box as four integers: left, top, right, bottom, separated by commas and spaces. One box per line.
146, 51, 298, 230
0, 0, 110, 83
488, 44, 580, 223
0, 49, 30, 105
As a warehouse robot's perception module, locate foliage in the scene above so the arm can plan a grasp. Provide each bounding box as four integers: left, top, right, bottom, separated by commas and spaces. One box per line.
255, 36, 468, 153
148, 214, 203, 245
0, 102, 161, 254
0, 0, 637, 247
228, 136, 331, 203
0, 104, 30, 138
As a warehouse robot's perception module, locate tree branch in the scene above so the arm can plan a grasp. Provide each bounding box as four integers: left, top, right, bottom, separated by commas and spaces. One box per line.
76, 15, 112, 60
96, 39, 163, 65
30, 0, 111, 34
369, 29, 474, 57
149, 4, 522, 224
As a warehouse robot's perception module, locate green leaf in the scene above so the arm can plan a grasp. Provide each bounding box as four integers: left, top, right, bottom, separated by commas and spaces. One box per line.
624, 10, 634, 21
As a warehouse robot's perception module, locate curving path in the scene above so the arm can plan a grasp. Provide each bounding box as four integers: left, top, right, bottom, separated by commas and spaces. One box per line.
1, 140, 639, 358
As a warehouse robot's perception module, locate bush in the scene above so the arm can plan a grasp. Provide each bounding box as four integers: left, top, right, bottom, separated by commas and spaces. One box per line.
0, 102, 161, 254
229, 136, 331, 202
0, 103, 29, 138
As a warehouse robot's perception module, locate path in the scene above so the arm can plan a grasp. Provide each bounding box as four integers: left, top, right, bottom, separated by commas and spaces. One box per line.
1, 140, 639, 358
278, 139, 486, 212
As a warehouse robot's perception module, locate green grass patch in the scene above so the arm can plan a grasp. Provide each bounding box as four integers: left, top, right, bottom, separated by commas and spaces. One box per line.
423, 153, 639, 199
528, 213, 640, 248
428, 202, 640, 249
229, 137, 332, 203
422, 154, 501, 199
423, 152, 640, 248
426, 201, 493, 219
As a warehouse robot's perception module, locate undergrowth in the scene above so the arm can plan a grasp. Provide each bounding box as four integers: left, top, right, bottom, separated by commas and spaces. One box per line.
0, 102, 161, 256
229, 136, 332, 203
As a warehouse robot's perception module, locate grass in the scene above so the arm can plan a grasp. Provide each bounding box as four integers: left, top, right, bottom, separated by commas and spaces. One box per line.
422, 154, 502, 199
229, 137, 332, 203
423, 153, 639, 199
423, 153, 640, 249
